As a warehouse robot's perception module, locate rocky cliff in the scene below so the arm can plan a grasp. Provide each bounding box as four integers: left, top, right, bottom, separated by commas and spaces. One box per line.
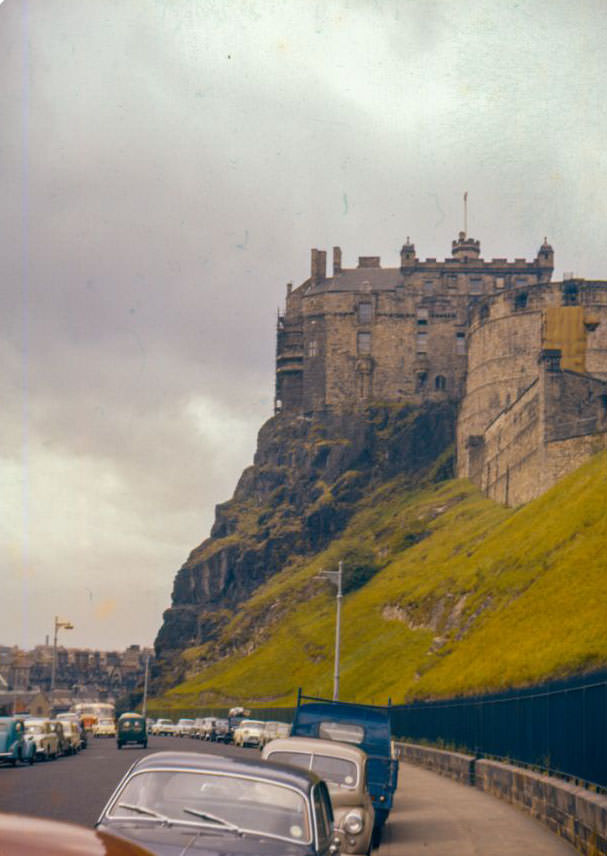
154, 401, 456, 683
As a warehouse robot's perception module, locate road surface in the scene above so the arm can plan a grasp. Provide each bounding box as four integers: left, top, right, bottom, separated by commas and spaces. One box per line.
0, 736, 577, 853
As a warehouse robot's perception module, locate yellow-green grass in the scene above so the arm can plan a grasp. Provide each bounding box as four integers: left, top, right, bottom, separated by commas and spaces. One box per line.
153, 452, 607, 711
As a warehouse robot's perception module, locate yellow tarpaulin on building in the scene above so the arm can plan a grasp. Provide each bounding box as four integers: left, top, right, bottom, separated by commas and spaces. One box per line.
543, 306, 586, 373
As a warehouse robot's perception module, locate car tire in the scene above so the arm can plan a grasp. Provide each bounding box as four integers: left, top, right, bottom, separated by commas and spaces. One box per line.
143, 741, 147, 748
117, 742, 122, 749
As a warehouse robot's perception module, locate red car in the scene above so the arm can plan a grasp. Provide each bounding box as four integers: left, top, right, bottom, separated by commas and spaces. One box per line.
0, 813, 154, 856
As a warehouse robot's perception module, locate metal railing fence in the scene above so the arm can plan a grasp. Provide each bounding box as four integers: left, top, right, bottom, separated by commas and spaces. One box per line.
389, 670, 607, 789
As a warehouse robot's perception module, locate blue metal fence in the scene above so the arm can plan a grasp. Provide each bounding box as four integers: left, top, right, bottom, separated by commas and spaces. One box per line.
389, 670, 607, 788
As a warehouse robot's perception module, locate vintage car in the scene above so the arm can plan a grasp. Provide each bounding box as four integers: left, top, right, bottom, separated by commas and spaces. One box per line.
199, 718, 217, 741
261, 720, 291, 746
0, 812, 155, 855
150, 718, 177, 736
63, 719, 84, 753
263, 737, 374, 856
96, 750, 338, 855
49, 720, 72, 755
175, 718, 195, 737
57, 712, 88, 749
212, 718, 230, 743
0, 717, 31, 766
232, 718, 266, 748
291, 692, 398, 837
94, 718, 118, 738
117, 713, 148, 749
24, 718, 60, 761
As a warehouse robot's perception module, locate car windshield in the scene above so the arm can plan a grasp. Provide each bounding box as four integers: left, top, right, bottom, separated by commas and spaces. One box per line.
267, 750, 358, 788
25, 723, 44, 733
318, 721, 365, 744
107, 769, 311, 843
241, 720, 265, 729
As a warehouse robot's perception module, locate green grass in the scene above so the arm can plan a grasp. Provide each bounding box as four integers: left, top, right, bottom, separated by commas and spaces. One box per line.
151, 452, 607, 712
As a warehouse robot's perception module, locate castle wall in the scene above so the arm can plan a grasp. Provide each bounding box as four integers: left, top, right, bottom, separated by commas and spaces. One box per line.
470, 365, 607, 506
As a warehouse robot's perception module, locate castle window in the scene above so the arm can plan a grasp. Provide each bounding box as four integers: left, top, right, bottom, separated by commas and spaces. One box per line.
416, 308, 429, 325
358, 302, 373, 323
416, 371, 427, 391
563, 283, 578, 305
495, 277, 504, 289
469, 278, 482, 294
416, 332, 427, 353
514, 292, 528, 311
424, 280, 434, 296
357, 332, 371, 354
308, 340, 318, 358
456, 332, 466, 355
448, 274, 458, 289
435, 375, 446, 390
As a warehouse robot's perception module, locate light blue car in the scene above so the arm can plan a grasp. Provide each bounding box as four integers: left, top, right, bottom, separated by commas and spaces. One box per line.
0, 716, 34, 766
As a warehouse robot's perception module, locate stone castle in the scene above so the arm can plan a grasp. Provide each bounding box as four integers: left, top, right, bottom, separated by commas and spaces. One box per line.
275, 233, 607, 505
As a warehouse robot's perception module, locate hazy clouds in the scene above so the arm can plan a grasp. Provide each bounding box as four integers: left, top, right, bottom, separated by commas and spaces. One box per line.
2, 0, 606, 649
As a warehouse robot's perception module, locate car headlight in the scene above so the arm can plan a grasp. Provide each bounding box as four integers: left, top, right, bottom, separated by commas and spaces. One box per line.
343, 811, 364, 835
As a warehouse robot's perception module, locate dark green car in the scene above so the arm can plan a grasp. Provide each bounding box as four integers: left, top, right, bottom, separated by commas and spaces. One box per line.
116, 713, 147, 749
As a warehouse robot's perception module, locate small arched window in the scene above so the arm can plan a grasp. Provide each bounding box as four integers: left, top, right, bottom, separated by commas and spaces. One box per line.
435, 375, 446, 391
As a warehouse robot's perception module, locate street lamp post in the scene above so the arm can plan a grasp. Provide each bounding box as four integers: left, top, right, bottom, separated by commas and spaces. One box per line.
51, 616, 74, 692
318, 560, 343, 701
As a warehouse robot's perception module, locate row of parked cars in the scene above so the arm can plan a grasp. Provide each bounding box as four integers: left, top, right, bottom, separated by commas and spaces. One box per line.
0, 713, 86, 766
150, 713, 290, 747
1, 693, 398, 855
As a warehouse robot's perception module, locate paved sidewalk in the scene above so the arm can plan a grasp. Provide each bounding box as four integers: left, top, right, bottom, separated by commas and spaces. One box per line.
379, 762, 577, 854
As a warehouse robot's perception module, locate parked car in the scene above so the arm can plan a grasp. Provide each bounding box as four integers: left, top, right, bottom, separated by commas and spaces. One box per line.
199, 717, 217, 741
150, 718, 177, 736
96, 750, 338, 855
261, 720, 291, 746
292, 691, 398, 837
263, 736, 374, 856
0, 717, 31, 766
117, 713, 148, 749
212, 718, 230, 743
232, 719, 266, 748
175, 718, 195, 737
24, 718, 59, 761
49, 720, 71, 756
62, 720, 83, 754
0, 811, 156, 855
57, 712, 88, 749
94, 718, 117, 738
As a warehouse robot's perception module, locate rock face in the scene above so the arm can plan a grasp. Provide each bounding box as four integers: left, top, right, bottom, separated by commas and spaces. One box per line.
154, 401, 456, 671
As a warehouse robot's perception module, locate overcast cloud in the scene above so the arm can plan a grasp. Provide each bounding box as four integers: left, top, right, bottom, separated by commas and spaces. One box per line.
2, 0, 606, 651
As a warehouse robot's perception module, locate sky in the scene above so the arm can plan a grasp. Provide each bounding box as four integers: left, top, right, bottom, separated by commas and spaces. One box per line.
2, 0, 607, 652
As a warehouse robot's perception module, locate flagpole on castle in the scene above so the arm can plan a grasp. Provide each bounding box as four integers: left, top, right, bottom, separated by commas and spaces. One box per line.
464, 192, 468, 237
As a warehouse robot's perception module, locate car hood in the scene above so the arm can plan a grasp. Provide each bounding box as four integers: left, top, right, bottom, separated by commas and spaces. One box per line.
98, 822, 313, 856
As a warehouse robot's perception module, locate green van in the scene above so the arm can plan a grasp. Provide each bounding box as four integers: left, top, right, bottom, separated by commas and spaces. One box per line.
116, 713, 147, 749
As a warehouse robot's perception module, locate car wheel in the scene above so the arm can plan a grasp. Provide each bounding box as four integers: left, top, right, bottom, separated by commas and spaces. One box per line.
143, 740, 147, 748
117, 742, 122, 749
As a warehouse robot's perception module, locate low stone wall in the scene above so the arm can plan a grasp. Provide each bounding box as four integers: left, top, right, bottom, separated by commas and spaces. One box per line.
395, 743, 607, 855
475, 759, 607, 856
394, 741, 475, 785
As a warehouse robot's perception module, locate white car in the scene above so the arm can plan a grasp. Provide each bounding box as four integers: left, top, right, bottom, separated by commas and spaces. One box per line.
93, 718, 116, 737
232, 719, 266, 748
150, 718, 177, 736
23, 719, 59, 761
175, 718, 195, 737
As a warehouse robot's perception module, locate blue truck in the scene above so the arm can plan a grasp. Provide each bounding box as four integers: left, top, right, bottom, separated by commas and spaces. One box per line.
291, 691, 398, 834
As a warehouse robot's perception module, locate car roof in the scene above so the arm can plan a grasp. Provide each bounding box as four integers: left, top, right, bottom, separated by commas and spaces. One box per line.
263, 736, 367, 764
126, 751, 320, 793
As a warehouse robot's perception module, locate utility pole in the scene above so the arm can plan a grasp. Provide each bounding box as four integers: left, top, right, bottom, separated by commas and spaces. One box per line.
141, 654, 150, 720
51, 616, 74, 692
317, 561, 343, 701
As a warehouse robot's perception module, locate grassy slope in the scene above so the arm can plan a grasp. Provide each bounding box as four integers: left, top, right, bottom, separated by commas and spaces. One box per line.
154, 452, 607, 711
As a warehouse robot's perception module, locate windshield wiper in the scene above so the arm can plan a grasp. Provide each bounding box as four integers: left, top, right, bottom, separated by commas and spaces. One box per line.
117, 802, 169, 822
182, 807, 241, 833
